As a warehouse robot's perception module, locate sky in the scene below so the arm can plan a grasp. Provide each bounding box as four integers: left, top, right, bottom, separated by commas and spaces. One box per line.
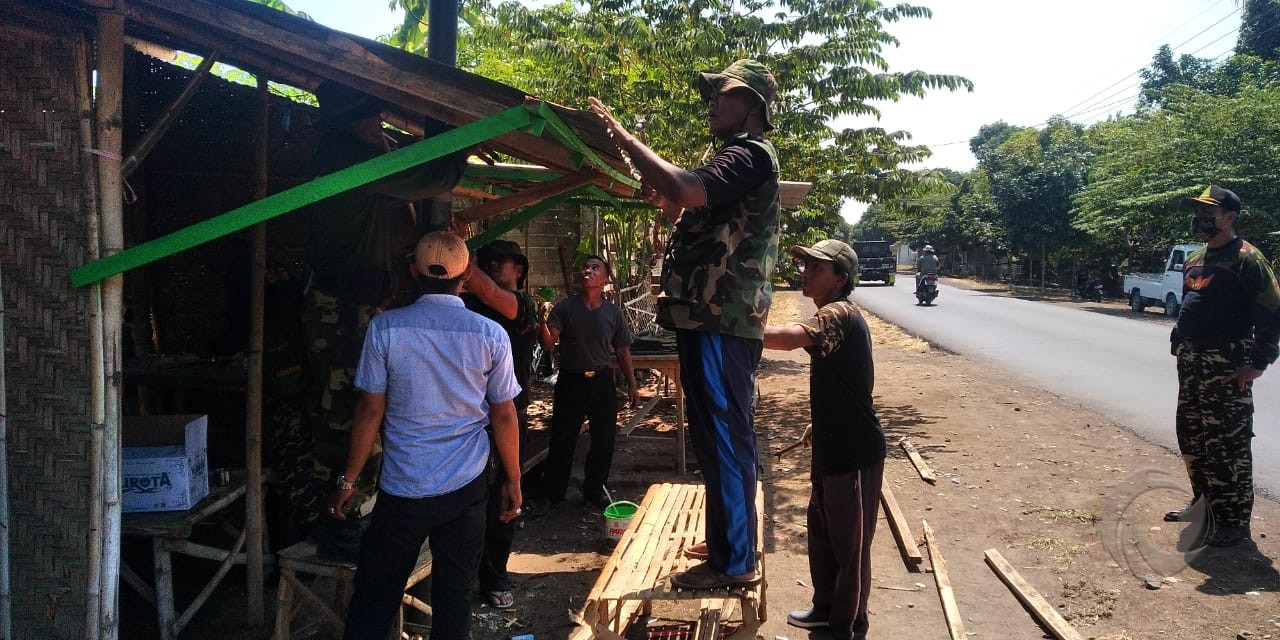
285, 0, 1243, 222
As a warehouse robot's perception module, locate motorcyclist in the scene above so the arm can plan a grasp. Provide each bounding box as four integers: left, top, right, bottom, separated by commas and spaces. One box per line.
916, 245, 940, 294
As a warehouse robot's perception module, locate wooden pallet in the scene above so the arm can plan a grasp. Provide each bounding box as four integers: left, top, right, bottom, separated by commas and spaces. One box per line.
570, 483, 766, 640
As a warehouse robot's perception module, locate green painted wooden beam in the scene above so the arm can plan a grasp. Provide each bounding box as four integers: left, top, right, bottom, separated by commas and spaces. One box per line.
464, 165, 564, 183
466, 185, 591, 249
531, 102, 639, 191
71, 105, 537, 288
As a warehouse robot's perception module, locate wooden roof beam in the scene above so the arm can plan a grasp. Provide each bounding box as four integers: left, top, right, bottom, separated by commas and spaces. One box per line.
454, 169, 598, 223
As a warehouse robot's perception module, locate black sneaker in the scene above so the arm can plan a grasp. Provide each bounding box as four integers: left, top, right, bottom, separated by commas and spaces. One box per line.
1205, 525, 1250, 547
523, 496, 560, 519
1164, 506, 1194, 522
786, 609, 830, 629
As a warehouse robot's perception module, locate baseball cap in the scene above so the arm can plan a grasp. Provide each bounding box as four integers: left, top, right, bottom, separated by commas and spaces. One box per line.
695, 59, 778, 131
476, 239, 530, 288
1186, 184, 1241, 212
791, 239, 859, 275
414, 231, 469, 279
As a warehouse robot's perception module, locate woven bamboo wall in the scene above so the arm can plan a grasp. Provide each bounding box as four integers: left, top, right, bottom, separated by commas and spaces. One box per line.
0, 24, 95, 638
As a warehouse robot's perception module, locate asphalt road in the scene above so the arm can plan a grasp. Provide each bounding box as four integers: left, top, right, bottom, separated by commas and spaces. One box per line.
846, 277, 1280, 497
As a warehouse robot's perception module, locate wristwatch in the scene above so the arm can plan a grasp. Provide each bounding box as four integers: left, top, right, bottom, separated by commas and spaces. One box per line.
335, 474, 356, 491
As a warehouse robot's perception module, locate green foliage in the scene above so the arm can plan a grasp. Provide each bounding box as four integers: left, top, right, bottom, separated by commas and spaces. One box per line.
1075, 85, 1280, 258
981, 117, 1089, 258
386, 0, 971, 253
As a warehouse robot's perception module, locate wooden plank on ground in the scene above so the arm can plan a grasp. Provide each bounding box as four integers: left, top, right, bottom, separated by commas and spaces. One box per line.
621, 396, 662, 436
899, 438, 938, 484
880, 485, 924, 567
983, 549, 1084, 640
921, 519, 965, 640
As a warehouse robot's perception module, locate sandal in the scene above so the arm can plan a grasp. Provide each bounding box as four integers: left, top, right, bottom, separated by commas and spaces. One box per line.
671, 562, 760, 591
683, 541, 709, 559
484, 590, 515, 609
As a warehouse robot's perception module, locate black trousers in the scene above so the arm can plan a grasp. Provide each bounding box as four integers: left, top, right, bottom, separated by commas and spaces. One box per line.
479, 406, 528, 593
542, 371, 617, 502
809, 464, 884, 639
343, 473, 487, 640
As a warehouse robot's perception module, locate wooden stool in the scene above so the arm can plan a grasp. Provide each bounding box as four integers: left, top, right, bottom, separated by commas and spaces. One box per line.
273, 541, 432, 639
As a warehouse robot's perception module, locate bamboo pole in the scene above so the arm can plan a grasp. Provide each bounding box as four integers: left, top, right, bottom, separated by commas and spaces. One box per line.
0, 262, 11, 640
77, 30, 107, 640
121, 50, 219, 178
96, 9, 127, 640
243, 73, 269, 626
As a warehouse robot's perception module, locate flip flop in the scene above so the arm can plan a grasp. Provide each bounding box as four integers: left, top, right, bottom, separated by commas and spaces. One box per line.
670, 563, 760, 591
485, 590, 514, 609
683, 541, 709, 559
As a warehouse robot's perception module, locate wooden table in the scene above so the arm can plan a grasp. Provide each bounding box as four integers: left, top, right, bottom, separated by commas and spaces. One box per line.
620, 352, 686, 472
122, 471, 263, 639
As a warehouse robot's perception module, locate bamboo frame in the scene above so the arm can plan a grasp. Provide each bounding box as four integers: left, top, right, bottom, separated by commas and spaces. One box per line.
120, 49, 219, 178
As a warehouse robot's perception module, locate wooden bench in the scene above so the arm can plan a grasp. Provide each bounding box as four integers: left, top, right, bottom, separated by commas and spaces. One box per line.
570, 482, 766, 640
272, 540, 432, 640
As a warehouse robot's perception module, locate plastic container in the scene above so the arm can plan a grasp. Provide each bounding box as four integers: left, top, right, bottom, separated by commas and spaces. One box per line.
602, 500, 639, 547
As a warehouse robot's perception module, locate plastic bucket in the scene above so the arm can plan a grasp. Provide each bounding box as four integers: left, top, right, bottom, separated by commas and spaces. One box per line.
602, 501, 639, 547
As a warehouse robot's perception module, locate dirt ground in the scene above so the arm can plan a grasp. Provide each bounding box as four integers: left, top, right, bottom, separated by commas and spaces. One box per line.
485, 286, 1280, 640
133, 284, 1279, 639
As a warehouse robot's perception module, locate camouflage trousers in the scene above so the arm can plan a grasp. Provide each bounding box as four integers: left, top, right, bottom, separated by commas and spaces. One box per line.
302, 288, 381, 520
1175, 339, 1255, 528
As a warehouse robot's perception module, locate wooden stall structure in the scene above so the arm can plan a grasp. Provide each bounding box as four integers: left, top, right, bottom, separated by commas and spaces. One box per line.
0, 0, 646, 636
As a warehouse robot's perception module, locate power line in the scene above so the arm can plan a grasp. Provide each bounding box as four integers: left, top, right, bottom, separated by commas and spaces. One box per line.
1057, 1, 1236, 116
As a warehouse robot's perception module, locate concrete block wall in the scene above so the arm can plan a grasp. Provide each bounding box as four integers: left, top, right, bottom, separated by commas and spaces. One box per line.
473, 201, 598, 302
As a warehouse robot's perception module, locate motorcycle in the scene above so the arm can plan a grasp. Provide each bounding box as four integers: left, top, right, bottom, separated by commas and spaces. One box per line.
915, 272, 939, 305
1073, 279, 1104, 303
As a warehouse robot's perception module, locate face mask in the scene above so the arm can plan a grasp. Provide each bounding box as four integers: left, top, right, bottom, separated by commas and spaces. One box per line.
1191, 215, 1219, 240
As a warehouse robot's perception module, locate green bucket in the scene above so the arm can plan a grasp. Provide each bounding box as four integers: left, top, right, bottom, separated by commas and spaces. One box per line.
602, 501, 639, 547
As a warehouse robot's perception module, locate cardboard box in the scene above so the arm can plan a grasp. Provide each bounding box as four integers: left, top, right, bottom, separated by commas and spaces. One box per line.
122, 414, 209, 513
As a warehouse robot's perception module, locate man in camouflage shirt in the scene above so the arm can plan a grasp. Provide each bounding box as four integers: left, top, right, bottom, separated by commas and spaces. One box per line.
590, 59, 780, 589
1166, 185, 1280, 547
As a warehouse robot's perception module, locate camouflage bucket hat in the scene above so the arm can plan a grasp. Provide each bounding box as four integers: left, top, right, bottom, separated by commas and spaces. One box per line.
695, 59, 778, 131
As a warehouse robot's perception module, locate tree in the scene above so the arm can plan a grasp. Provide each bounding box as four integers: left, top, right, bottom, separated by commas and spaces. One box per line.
386, 0, 972, 253
1138, 44, 1216, 105
980, 117, 1089, 289
1238, 0, 1280, 60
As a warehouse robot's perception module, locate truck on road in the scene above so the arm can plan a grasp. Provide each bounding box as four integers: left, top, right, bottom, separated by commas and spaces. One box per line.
852, 240, 897, 285
1124, 243, 1203, 317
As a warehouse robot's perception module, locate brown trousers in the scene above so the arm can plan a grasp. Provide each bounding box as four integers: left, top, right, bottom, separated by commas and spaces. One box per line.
808, 463, 884, 638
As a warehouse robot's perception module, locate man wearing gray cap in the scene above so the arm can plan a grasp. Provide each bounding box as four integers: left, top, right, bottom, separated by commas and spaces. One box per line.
765, 239, 885, 640
329, 231, 523, 640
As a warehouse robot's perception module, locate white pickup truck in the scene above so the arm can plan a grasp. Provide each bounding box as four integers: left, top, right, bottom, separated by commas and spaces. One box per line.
1123, 243, 1204, 317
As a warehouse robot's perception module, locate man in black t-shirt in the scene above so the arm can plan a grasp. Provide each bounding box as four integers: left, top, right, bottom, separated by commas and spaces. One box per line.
460, 240, 547, 608
764, 239, 885, 640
